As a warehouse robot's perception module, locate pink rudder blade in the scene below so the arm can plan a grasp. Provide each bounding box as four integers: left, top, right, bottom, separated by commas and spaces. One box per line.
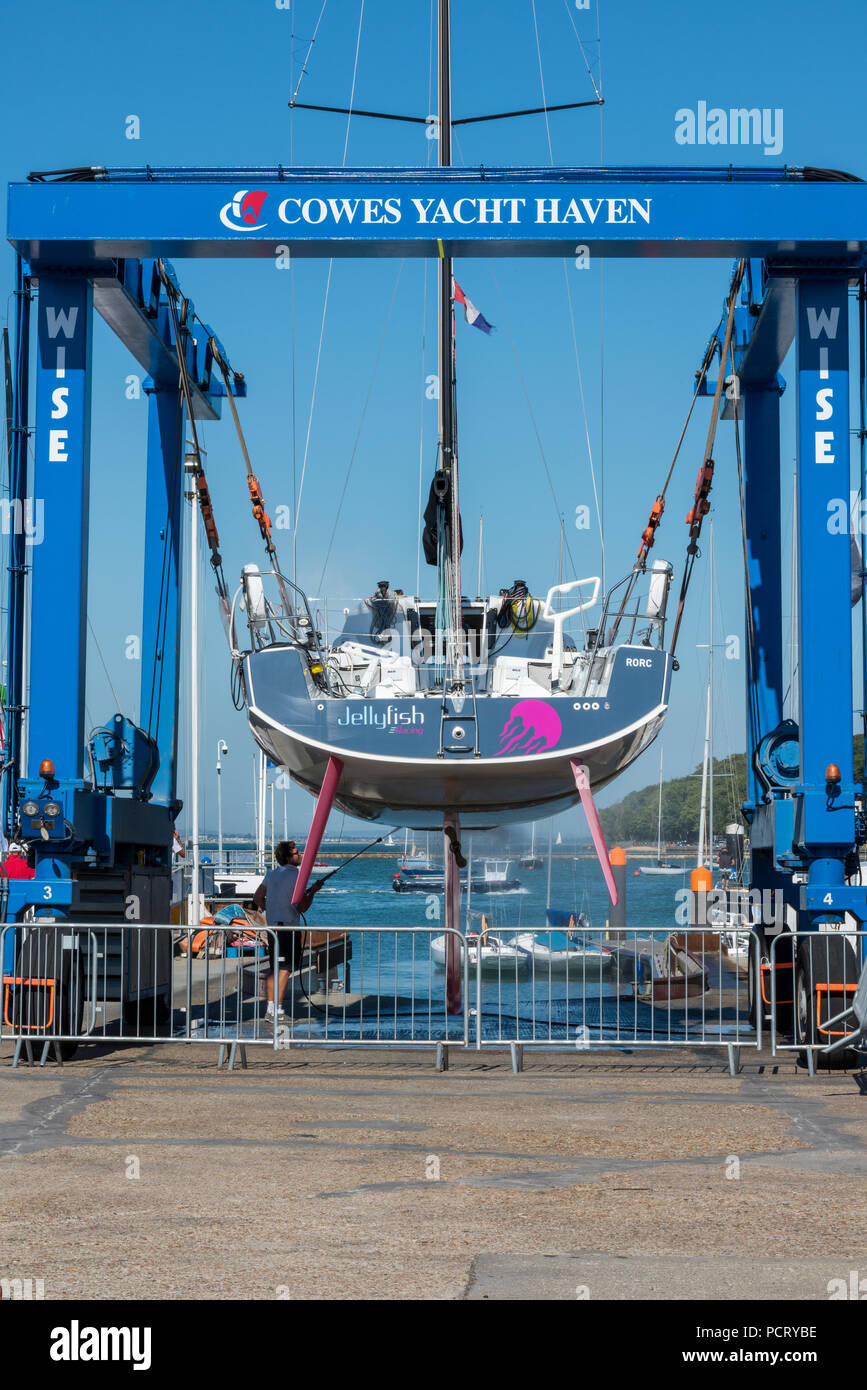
292, 756, 344, 905
570, 759, 618, 905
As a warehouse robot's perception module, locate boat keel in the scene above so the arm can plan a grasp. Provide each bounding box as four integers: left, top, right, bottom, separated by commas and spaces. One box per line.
571, 759, 618, 906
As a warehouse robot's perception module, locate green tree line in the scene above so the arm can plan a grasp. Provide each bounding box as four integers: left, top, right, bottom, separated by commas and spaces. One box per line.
601, 734, 865, 846
600, 753, 747, 845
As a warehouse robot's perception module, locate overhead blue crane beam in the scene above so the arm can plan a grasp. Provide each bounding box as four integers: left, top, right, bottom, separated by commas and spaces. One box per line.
8, 165, 867, 268
90, 258, 245, 420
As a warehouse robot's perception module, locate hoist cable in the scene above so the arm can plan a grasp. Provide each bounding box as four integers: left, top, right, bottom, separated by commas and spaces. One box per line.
667, 258, 746, 660
730, 337, 762, 770
157, 261, 230, 605
210, 342, 296, 619
608, 262, 745, 648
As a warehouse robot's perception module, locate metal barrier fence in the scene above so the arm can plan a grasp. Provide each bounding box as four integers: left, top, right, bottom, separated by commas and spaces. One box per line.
0, 923, 468, 1067
467, 925, 758, 1073
768, 927, 867, 1073
0, 920, 758, 1069
5, 919, 867, 1073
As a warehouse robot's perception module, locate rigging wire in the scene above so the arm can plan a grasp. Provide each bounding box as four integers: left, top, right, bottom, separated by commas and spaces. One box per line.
289, 0, 329, 106
532, 0, 606, 585
561, 0, 603, 102
416, 256, 429, 598
561, 263, 605, 577
86, 616, 122, 711
316, 260, 406, 593
729, 338, 762, 776
530, 0, 554, 163
485, 263, 578, 576
293, 0, 366, 578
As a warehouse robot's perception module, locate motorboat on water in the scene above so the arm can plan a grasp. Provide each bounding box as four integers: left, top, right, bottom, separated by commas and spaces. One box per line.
508, 925, 615, 976
393, 857, 522, 894
521, 824, 544, 870
430, 928, 527, 973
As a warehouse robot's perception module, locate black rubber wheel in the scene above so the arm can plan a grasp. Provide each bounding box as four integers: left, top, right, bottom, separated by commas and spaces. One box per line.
55, 957, 84, 1061
772, 932, 795, 1039
154, 993, 172, 1026
747, 935, 762, 1031
796, 934, 860, 1070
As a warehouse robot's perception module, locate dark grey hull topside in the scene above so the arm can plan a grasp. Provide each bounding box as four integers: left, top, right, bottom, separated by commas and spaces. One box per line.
242, 644, 670, 830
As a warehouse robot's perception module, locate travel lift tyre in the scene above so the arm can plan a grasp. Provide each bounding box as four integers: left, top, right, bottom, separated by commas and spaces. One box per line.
795, 931, 861, 1071
9, 924, 84, 1061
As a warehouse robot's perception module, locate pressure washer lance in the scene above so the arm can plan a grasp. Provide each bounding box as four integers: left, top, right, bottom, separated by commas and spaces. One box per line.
295, 835, 385, 1012
302, 835, 386, 901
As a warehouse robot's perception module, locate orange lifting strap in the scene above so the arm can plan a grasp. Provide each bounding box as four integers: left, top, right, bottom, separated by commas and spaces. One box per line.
685, 459, 715, 545
637, 494, 665, 563
195, 475, 221, 551
246, 473, 273, 545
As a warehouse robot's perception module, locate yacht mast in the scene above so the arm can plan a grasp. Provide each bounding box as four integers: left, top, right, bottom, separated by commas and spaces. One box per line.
437, 0, 462, 688
697, 519, 714, 870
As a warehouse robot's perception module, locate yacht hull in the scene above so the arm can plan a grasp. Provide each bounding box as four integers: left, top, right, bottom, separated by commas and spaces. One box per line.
243, 645, 670, 830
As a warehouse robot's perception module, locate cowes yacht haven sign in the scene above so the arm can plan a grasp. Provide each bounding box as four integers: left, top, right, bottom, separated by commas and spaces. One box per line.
219, 188, 653, 231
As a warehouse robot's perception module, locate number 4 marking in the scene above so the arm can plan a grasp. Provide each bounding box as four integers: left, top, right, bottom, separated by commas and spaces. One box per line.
822, 893, 833, 905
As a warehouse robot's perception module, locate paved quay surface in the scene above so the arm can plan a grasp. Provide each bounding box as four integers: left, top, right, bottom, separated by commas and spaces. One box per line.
1, 1042, 866, 1300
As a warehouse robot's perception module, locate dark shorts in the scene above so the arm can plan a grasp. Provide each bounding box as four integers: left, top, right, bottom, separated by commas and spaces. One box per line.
269, 926, 303, 973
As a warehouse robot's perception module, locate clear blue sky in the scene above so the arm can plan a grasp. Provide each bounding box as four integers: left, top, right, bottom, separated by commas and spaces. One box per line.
2, 0, 866, 840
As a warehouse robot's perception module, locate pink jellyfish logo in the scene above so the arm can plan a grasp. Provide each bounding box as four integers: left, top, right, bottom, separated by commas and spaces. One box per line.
495, 699, 562, 757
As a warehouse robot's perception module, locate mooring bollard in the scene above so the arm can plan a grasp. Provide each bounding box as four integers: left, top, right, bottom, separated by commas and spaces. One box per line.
689, 866, 713, 931
609, 846, 627, 933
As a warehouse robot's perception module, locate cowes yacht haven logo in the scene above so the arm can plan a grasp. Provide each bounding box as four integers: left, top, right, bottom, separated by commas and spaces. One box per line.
219, 189, 269, 230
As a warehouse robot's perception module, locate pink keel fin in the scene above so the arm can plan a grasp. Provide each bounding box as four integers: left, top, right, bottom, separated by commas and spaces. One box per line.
570, 760, 618, 906
292, 756, 344, 905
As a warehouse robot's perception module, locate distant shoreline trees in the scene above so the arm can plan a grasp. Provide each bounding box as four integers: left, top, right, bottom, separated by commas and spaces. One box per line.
599, 735, 865, 845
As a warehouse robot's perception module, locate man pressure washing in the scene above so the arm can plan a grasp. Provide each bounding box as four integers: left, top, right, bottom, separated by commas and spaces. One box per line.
253, 836, 383, 1020
253, 841, 315, 1021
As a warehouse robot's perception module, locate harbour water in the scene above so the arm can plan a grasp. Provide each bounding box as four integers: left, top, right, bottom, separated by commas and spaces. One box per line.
199, 845, 742, 1044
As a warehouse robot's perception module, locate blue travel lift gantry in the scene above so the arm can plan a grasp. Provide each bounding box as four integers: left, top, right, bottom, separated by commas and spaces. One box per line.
4, 162, 867, 1058
1, 248, 245, 1036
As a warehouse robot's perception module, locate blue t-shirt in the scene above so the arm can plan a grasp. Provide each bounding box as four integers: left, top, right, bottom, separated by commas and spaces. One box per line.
263, 864, 301, 926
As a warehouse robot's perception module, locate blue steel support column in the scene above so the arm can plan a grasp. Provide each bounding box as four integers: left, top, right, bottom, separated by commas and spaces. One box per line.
743, 383, 784, 813
795, 277, 854, 893
140, 383, 186, 807
28, 274, 93, 780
